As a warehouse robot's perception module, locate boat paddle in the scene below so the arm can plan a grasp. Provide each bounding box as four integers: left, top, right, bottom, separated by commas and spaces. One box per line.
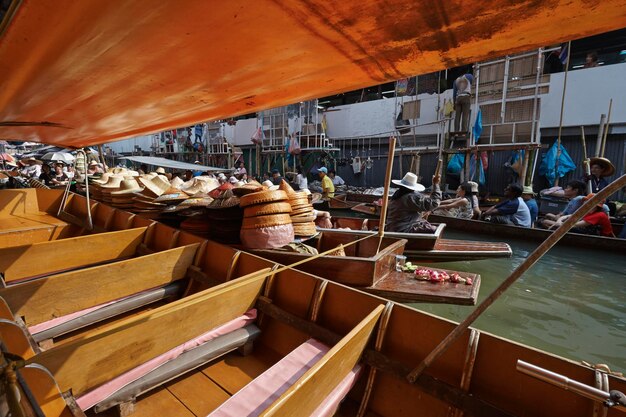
407, 174, 626, 383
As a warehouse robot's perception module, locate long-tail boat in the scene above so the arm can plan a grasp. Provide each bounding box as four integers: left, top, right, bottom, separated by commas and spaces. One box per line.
246, 230, 481, 304
319, 216, 513, 261
0, 188, 625, 417
427, 214, 626, 252
1, 1, 626, 415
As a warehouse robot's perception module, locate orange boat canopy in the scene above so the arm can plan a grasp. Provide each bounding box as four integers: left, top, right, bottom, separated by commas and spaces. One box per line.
1, 0, 626, 147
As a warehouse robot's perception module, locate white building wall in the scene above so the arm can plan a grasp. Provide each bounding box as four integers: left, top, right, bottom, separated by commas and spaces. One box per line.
539, 63, 626, 128
107, 63, 626, 152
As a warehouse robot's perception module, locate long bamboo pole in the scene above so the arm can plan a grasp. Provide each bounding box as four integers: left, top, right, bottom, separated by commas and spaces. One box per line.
407, 174, 626, 383
581, 126, 592, 194
378, 136, 397, 239
554, 41, 571, 187
600, 99, 612, 157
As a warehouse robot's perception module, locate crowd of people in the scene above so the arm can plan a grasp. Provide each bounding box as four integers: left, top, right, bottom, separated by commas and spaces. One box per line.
382, 155, 623, 239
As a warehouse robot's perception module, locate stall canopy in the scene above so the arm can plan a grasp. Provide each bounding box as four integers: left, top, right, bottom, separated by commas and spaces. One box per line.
119, 156, 232, 173
1, 1, 626, 148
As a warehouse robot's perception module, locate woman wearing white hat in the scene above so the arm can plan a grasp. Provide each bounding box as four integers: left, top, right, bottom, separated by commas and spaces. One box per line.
386, 172, 441, 233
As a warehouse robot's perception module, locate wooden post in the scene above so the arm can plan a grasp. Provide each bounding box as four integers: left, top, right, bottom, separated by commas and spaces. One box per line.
407, 174, 626, 383
98, 145, 106, 169
600, 99, 612, 157
553, 41, 571, 187
377, 136, 397, 242
581, 126, 592, 194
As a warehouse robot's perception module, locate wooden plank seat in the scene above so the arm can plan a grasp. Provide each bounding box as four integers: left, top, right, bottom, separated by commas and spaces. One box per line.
7, 272, 270, 415
77, 311, 260, 413
0, 227, 147, 284
0, 244, 199, 349
29, 281, 184, 342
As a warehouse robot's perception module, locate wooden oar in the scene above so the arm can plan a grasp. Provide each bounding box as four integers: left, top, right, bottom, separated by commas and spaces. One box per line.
407, 174, 626, 383
376, 136, 397, 253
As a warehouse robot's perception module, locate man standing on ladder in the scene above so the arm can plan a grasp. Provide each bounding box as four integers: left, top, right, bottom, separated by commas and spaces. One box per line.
453, 68, 474, 136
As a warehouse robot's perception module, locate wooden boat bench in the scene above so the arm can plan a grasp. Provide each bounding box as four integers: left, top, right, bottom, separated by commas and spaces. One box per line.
0, 272, 271, 416
0, 243, 200, 349
207, 303, 384, 416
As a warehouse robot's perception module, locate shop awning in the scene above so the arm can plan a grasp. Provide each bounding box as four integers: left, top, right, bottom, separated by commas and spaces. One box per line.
119, 156, 232, 173
1, 0, 625, 147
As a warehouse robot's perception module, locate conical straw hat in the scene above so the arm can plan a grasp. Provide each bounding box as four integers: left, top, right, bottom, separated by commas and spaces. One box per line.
139, 175, 171, 197
100, 176, 124, 188
170, 177, 184, 189
111, 179, 144, 195
92, 173, 112, 184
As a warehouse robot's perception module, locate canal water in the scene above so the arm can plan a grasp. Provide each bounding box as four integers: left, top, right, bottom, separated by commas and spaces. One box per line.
412, 230, 626, 372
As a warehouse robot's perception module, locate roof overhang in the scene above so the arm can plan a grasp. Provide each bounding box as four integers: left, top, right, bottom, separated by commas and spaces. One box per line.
1, 0, 626, 147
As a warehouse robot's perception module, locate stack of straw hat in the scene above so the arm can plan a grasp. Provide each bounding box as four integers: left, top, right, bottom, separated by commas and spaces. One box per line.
202, 189, 243, 244
239, 187, 294, 248
110, 178, 143, 210
280, 180, 317, 237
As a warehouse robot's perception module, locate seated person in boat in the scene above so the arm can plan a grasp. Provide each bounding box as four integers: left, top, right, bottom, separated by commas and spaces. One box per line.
318, 167, 335, 198
386, 172, 441, 233
328, 169, 345, 186
569, 194, 614, 237
38, 163, 53, 186
467, 181, 481, 219
582, 157, 615, 195
521, 186, 538, 226
481, 183, 531, 227
432, 181, 474, 219
541, 180, 609, 228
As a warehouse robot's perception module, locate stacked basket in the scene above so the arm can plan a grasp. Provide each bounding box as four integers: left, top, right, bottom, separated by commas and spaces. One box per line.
239, 189, 294, 249
287, 188, 317, 237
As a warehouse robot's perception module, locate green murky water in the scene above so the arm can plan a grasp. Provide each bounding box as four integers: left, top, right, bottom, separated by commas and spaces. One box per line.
411, 230, 626, 372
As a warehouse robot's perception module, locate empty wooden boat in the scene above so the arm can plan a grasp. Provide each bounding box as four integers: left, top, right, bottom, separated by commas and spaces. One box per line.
428, 214, 626, 252
0, 188, 625, 417
247, 231, 481, 305
321, 216, 513, 261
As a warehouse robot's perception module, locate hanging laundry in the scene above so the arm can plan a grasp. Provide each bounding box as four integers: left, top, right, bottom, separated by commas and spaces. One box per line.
352, 156, 362, 174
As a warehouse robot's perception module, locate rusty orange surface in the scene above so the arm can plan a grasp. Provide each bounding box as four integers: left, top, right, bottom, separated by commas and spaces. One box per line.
1, 0, 626, 147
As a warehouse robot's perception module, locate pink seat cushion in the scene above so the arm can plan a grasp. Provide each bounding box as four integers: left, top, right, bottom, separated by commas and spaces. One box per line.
28, 300, 117, 334
208, 339, 329, 417
76, 309, 257, 411
208, 339, 362, 417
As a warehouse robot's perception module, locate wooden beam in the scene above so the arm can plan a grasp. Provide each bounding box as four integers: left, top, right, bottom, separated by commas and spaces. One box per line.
256, 299, 514, 417
0, 227, 147, 283
261, 304, 384, 416
31, 270, 270, 396
0, 244, 199, 326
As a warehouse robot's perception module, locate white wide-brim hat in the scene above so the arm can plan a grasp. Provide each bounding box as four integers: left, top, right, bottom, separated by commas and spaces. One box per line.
391, 172, 425, 192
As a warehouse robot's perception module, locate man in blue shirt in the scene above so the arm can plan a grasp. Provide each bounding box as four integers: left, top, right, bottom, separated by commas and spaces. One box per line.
481, 184, 531, 227
521, 186, 538, 226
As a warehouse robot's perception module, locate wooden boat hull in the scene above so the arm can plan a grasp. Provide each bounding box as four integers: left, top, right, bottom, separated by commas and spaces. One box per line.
247, 231, 480, 304
0, 188, 624, 417
322, 217, 512, 261
428, 214, 626, 252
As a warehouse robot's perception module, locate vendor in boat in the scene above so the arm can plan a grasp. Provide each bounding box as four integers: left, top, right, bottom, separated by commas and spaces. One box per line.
570, 194, 614, 237
583, 157, 615, 194
318, 167, 335, 199
386, 172, 441, 233
431, 181, 474, 219
328, 169, 345, 186
481, 183, 531, 227
271, 168, 283, 186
